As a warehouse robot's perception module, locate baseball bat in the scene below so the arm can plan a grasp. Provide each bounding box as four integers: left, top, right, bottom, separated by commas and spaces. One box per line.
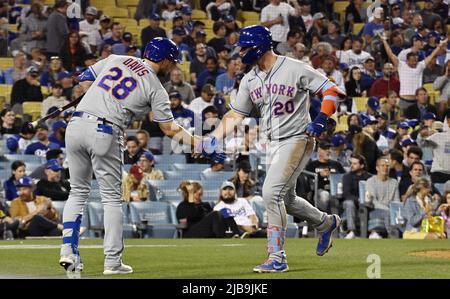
29, 94, 84, 128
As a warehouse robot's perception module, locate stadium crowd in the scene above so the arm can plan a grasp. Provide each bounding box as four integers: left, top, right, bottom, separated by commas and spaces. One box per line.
0, 0, 450, 240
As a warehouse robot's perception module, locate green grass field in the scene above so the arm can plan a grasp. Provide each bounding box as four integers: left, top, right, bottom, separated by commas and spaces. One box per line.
0, 238, 449, 278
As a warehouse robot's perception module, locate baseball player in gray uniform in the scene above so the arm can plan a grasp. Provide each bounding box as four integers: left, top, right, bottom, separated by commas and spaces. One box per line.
58, 38, 215, 275
203, 25, 346, 273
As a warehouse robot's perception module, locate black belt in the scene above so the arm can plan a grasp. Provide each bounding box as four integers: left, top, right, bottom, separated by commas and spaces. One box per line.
268, 131, 308, 142
72, 111, 121, 128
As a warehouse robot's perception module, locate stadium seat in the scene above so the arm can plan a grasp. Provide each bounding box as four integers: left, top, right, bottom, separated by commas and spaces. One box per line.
200, 171, 233, 182
333, 1, 349, 24
22, 102, 42, 121
90, 0, 111, 10
353, 23, 365, 35
389, 201, 406, 230
329, 173, 344, 198
358, 180, 369, 238
114, 17, 138, 28
164, 170, 201, 181
5, 154, 44, 164
0, 58, 13, 69
201, 179, 225, 191
51, 200, 66, 222
128, 6, 138, 20
417, 1, 425, 9
154, 154, 186, 164
147, 179, 181, 201
243, 20, 260, 27
335, 114, 348, 132
171, 163, 209, 172
117, 0, 139, 7
203, 19, 215, 30
239, 11, 260, 22
179, 61, 190, 81
25, 163, 41, 175
87, 201, 135, 238
102, 6, 129, 18
128, 201, 178, 238
351, 97, 368, 113
191, 9, 207, 20
434, 183, 445, 195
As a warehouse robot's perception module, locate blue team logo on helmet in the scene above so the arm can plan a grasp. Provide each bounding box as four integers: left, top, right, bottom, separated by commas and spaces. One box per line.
143, 37, 181, 63
237, 25, 273, 65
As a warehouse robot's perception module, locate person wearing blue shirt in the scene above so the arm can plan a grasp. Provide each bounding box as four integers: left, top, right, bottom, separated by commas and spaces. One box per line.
3, 160, 26, 201
169, 90, 195, 128
103, 22, 123, 46
360, 57, 382, 91
196, 56, 225, 92
360, 7, 384, 43
215, 58, 236, 96
171, 28, 192, 61
25, 123, 60, 157
48, 120, 67, 148
112, 32, 142, 57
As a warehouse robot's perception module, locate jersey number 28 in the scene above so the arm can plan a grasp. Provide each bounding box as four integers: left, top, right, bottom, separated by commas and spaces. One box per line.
98, 67, 137, 100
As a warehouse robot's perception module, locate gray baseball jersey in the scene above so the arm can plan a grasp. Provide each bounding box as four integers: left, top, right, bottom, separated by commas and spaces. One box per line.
76, 54, 174, 128
230, 56, 329, 140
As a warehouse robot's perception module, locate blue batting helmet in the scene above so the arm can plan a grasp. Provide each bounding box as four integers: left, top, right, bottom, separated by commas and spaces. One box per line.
143, 37, 181, 63
237, 25, 272, 65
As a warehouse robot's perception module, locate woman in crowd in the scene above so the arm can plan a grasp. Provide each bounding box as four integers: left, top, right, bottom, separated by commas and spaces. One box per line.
40, 56, 65, 88
229, 160, 256, 200
59, 31, 88, 72
0, 108, 19, 135
437, 191, 450, 239
3, 160, 26, 201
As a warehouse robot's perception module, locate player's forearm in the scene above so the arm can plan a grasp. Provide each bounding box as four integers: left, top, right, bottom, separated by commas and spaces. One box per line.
159, 121, 199, 148
210, 110, 245, 141
79, 81, 93, 93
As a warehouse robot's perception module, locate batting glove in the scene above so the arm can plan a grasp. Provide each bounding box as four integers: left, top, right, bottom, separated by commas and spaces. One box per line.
306, 112, 328, 137
197, 136, 227, 162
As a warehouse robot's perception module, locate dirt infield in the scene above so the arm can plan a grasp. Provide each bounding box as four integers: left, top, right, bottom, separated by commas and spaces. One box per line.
410, 250, 450, 259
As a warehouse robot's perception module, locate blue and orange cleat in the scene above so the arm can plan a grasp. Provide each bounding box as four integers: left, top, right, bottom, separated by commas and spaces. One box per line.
316, 214, 341, 256
253, 259, 289, 273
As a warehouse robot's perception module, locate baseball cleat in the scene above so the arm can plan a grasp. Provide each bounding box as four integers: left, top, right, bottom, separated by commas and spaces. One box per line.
316, 214, 341, 256
253, 259, 289, 273
103, 262, 133, 275
59, 254, 84, 272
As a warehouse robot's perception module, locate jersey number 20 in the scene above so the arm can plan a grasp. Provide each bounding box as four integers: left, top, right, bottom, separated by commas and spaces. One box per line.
273, 100, 294, 116
98, 67, 137, 100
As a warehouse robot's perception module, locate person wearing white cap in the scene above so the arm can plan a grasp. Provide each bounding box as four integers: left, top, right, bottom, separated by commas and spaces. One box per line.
79, 6, 99, 38
361, 6, 384, 44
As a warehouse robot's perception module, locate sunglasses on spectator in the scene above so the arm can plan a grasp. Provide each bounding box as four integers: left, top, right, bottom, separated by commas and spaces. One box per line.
50, 56, 61, 61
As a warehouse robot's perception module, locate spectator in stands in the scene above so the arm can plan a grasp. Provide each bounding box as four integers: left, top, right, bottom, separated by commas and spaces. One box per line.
321, 20, 344, 50
189, 83, 216, 121
48, 120, 66, 148
30, 148, 66, 180
203, 155, 226, 174
207, 21, 227, 54
79, 6, 99, 39
422, 110, 450, 184
349, 124, 381, 174
35, 159, 70, 202
330, 133, 351, 168
404, 13, 424, 42
196, 56, 225, 91
362, 6, 385, 43
170, 90, 194, 129
24, 123, 60, 157
112, 32, 141, 57
40, 56, 65, 88
229, 160, 259, 201
423, 57, 443, 84
201, 105, 221, 136
317, 55, 345, 94
103, 22, 123, 46
207, 0, 237, 21
138, 151, 164, 180
388, 148, 410, 183
189, 42, 208, 86
369, 63, 400, 99
438, 190, 450, 238
41, 84, 68, 116
28, 47, 47, 73
163, 67, 195, 105
141, 13, 166, 51
305, 141, 345, 213
215, 57, 236, 96
404, 146, 423, 171
176, 180, 240, 238
10, 66, 43, 114
381, 34, 447, 113
99, 43, 112, 60
136, 130, 150, 151
181, 5, 193, 33
59, 31, 88, 72
420, 0, 442, 29
162, 0, 178, 21
20, 2, 47, 55
6, 123, 36, 154
0, 200, 20, 239
342, 154, 372, 239
10, 176, 62, 237
399, 161, 427, 200
404, 87, 438, 121
171, 13, 185, 36
224, 14, 239, 37
170, 28, 191, 62
124, 136, 145, 165
122, 164, 149, 202
88, 14, 112, 54
45, 0, 69, 58
433, 60, 450, 112
345, 66, 366, 101
365, 157, 400, 239
3, 160, 26, 201
433, 0, 449, 23
360, 57, 381, 91
184, 20, 205, 49
366, 97, 380, 117
347, 113, 361, 127
403, 178, 439, 237
4, 51, 27, 84
344, 0, 366, 33
289, 42, 311, 65
214, 181, 262, 238
310, 42, 336, 69
260, 0, 300, 46
380, 91, 403, 125
339, 37, 371, 69
0, 108, 19, 135
276, 29, 301, 56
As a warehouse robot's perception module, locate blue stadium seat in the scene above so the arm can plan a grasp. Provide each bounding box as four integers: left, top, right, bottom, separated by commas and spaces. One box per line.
389, 201, 406, 230
89, 188, 102, 201
171, 163, 209, 172
5, 154, 44, 164
200, 171, 233, 182
154, 154, 186, 164
434, 183, 445, 195
155, 163, 172, 172
329, 173, 344, 197
147, 179, 181, 201
50, 200, 90, 237
86, 201, 135, 238
201, 179, 224, 190
164, 170, 201, 181
25, 163, 41, 175
358, 181, 366, 204
128, 201, 178, 238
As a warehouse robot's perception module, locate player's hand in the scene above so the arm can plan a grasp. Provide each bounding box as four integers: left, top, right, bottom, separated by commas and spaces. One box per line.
306, 112, 328, 138
196, 135, 227, 163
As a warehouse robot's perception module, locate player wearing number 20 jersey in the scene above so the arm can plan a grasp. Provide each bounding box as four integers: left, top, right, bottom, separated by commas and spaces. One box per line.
76, 54, 174, 129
